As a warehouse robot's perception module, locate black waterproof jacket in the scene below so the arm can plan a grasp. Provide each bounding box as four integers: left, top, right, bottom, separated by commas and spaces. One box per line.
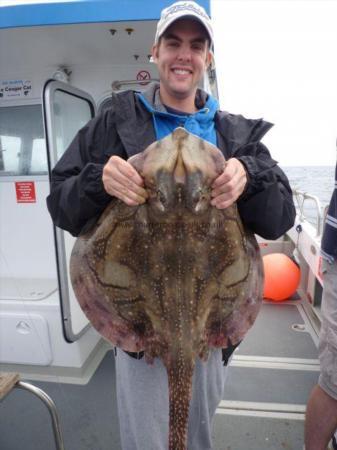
46, 84, 296, 238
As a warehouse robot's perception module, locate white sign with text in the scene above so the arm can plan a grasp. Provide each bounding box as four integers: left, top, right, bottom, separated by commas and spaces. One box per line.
0, 79, 32, 99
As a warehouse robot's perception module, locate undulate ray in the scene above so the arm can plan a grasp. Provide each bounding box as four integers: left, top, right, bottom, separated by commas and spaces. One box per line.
70, 128, 264, 450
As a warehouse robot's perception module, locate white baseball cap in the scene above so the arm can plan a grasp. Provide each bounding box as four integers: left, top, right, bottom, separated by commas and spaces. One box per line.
154, 1, 214, 49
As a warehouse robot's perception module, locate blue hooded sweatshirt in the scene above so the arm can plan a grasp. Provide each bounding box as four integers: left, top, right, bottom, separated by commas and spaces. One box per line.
137, 83, 219, 146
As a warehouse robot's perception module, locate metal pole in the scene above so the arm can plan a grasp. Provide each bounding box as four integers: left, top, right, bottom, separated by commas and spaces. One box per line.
16, 381, 65, 450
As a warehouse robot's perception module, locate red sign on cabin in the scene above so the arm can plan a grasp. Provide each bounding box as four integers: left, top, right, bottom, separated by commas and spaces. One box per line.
15, 181, 36, 203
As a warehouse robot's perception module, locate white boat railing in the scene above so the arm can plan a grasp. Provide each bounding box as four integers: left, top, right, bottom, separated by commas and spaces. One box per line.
292, 189, 326, 237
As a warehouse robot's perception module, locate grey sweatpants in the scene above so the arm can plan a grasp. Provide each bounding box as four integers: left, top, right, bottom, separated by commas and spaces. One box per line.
115, 348, 228, 450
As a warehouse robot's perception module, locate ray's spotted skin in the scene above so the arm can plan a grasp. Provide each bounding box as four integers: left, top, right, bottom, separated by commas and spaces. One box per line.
70, 128, 264, 450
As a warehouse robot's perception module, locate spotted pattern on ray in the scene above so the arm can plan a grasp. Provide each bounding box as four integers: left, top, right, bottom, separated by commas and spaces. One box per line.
70, 128, 264, 450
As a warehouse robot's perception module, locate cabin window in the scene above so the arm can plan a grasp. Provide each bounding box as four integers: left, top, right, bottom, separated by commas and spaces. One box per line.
31, 138, 48, 173
0, 135, 20, 173
0, 104, 47, 176
52, 90, 92, 162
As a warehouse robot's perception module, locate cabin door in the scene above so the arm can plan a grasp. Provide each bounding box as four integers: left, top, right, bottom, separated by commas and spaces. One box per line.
43, 79, 96, 342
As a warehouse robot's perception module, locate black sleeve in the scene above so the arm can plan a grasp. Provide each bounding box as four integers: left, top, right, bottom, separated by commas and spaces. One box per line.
46, 110, 127, 237
236, 141, 296, 239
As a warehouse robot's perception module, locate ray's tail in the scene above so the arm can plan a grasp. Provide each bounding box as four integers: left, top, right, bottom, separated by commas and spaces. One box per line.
165, 350, 195, 450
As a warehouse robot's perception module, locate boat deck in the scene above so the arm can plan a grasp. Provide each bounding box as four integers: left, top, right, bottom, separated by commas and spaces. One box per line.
0, 297, 319, 450
215, 298, 319, 450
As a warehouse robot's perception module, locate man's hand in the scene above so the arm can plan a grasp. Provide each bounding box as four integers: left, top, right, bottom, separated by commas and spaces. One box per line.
211, 158, 248, 209
102, 155, 148, 206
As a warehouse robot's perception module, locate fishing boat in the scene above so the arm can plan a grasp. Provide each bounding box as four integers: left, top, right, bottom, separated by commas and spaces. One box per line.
0, 1, 331, 449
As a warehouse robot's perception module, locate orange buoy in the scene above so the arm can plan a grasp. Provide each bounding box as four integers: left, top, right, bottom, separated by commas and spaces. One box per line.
263, 253, 301, 302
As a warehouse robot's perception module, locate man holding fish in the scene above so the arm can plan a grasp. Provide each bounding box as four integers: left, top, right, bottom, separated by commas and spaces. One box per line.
47, 1, 295, 449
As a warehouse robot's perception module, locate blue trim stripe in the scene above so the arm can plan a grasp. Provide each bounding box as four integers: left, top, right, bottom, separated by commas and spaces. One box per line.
0, 0, 211, 29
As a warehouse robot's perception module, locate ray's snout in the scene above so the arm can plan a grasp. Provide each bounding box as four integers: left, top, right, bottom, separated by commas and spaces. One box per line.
173, 153, 186, 185
141, 128, 222, 215
172, 154, 210, 213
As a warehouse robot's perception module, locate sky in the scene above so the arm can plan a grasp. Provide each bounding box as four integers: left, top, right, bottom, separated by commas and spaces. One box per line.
1, 0, 336, 165
212, 0, 337, 166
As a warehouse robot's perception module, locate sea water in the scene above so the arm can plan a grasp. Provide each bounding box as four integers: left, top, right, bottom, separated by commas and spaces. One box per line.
281, 165, 335, 226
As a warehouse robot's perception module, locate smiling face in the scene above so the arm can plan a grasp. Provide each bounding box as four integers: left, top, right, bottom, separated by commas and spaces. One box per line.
151, 19, 212, 112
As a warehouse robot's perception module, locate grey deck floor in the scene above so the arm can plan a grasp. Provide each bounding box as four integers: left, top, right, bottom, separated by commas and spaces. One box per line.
212, 300, 318, 450
0, 300, 318, 450
213, 415, 304, 450
0, 352, 121, 450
